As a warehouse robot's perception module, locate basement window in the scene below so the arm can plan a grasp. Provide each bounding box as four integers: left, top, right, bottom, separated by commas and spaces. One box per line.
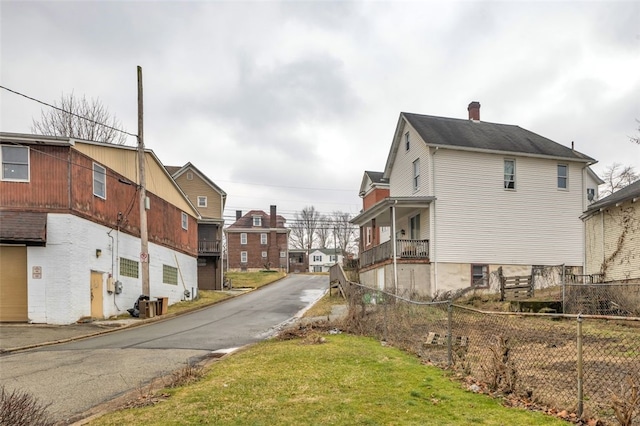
471, 264, 489, 287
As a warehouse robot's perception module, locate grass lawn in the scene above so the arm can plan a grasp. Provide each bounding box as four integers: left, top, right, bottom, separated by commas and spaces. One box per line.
90, 334, 567, 426
225, 271, 286, 289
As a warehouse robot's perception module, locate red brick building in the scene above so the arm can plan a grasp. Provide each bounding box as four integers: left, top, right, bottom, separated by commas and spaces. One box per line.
225, 205, 289, 272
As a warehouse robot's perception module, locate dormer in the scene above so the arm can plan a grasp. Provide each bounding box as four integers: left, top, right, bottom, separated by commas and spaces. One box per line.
253, 215, 262, 227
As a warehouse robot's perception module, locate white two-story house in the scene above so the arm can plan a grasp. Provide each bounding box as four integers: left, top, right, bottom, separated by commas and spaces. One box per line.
309, 248, 344, 273
351, 102, 602, 297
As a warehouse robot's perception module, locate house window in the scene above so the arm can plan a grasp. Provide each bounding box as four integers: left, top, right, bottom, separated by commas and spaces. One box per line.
557, 164, 568, 189
366, 227, 372, 245
163, 265, 178, 285
240, 251, 247, 263
262, 251, 267, 258
412, 158, 420, 191
405, 132, 410, 151
197, 196, 207, 207
313, 266, 323, 272
240, 233, 247, 244
313, 255, 322, 262
186, 172, 193, 180
181, 212, 188, 230
280, 251, 286, 258
253, 216, 262, 226
504, 159, 515, 189
471, 264, 489, 287
261, 233, 267, 244
120, 257, 139, 278
93, 163, 106, 199
587, 188, 596, 202
329, 255, 337, 262
1, 145, 29, 181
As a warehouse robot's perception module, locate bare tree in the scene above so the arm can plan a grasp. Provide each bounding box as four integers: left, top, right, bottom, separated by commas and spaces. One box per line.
289, 206, 320, 252
31, 92, 128, 144
332, 210, 358, 255
631, 120, 640, 145
600, 163, 639, 197
315, 214, 332, 249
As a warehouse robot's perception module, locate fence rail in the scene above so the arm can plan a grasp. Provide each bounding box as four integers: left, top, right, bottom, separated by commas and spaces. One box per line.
330, 264, 640, 425
359, 239, 429, 268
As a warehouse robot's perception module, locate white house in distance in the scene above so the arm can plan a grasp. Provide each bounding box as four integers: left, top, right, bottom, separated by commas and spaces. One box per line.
351, 102, 602, 297
309, 248, 344, 272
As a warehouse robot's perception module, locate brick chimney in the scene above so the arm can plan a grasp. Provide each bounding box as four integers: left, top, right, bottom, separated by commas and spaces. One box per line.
468, 101, 481, 121
236, 210, 242, 220
270, 205, 277, 228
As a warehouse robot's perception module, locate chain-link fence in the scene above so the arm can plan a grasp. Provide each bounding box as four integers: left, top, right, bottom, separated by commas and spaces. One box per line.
336, 276, 640, 425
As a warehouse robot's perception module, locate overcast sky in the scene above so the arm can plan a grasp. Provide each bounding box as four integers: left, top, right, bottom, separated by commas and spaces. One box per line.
1, 0, 639, 223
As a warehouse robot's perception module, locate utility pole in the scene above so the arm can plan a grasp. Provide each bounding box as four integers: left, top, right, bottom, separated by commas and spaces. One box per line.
137, 65, 150, 296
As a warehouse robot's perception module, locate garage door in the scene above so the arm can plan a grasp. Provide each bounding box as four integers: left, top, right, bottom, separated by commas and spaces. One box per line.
0, 246, 28, 322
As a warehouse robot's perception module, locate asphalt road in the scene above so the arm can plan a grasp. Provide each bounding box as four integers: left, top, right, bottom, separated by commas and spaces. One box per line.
0, 274, 328, 424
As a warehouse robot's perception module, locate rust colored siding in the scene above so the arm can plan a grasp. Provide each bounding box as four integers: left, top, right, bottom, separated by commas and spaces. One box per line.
363, 188, 389, 211
0, 145, 70, 210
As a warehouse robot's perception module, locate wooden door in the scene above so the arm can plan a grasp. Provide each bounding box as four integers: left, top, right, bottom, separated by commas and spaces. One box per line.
90, 271, 103, 319
0, 246, 28, 322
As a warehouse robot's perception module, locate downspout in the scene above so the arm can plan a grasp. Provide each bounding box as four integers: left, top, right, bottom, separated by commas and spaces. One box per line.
431, 147, 439, 294
392, 201, 398, 294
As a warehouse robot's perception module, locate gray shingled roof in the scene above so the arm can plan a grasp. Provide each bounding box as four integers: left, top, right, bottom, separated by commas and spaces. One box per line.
227, 210, 287, 229
402, 112, 595, 162
365, 171, 387, 184
584, 179, 640, 213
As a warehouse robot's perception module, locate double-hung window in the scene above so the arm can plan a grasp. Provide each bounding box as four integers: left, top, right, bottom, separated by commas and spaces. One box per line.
240, 233, 247, 245
1, 145, 29, 181
504, 159, 515, 189
261, 233, 267, 244
93, 163, 106, 199
197, 196, 207, 207
253, 216, 262, 226
557, 164, 568, 189
412, 159, 420, 191
240, 251, 248, 263
405, 132, 410, 151
181, 212, 188, 230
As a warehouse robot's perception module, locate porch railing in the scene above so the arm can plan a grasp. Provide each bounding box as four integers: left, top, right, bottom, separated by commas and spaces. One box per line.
360, 239, 429, 268
198, 240, 221, 254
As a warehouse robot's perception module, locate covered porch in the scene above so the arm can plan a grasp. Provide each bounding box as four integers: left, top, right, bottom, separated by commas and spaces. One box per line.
351, 196, 434, 293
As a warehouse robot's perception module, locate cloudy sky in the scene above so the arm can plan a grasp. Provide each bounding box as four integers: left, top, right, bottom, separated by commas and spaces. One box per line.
1, 0, 639, 223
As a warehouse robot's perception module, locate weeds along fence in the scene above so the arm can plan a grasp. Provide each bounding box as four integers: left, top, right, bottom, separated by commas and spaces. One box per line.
332, 272, 640, 425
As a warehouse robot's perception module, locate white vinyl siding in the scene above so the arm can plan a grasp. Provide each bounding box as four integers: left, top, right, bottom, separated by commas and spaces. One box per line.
389, 121, 431, 197
412, 159, 420, 191
432, 149, 584, 265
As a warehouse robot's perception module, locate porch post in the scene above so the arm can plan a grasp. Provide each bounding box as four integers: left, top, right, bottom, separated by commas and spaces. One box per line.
392, 203, 398, 294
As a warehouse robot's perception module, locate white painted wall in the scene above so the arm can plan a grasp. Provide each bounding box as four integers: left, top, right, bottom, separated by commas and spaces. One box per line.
389, 120, 431, 198
431, 149, 585, 266
308, 250, 344, 272
27, 213, 197, 324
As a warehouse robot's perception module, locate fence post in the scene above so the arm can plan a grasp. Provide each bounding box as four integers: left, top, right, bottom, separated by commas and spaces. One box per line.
562, 264, 566, 314
383, 293, 388, 342
447, 301, 453, 368
576, 314, 584, 417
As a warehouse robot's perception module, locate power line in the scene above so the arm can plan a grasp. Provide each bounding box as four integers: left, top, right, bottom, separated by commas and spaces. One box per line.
0, 85, 137, 138
213, 178, 354, 192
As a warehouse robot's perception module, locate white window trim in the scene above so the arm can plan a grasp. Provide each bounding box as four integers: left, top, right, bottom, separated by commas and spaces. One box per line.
181, 212, 188, 230
405, 132, 410, 151
504, 159, 516, 190
412, 158, 420, 191
240, 251, 248, 263
197, 196, 207, 207
253, 216, 262, 226
240, 233, 247, 245
280, 251, 286, 258
1, 145, 30, 182
557, 164, 568, 190
261, 233, 267, 244
262, 251, 267, 258
93, 162, 107, 199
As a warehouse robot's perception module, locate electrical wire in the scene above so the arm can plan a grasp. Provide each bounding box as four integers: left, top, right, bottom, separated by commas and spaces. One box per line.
0, 85, 137, 138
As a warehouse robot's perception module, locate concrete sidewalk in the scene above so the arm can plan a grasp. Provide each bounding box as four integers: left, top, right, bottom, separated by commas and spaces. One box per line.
0, 318, 144, 353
